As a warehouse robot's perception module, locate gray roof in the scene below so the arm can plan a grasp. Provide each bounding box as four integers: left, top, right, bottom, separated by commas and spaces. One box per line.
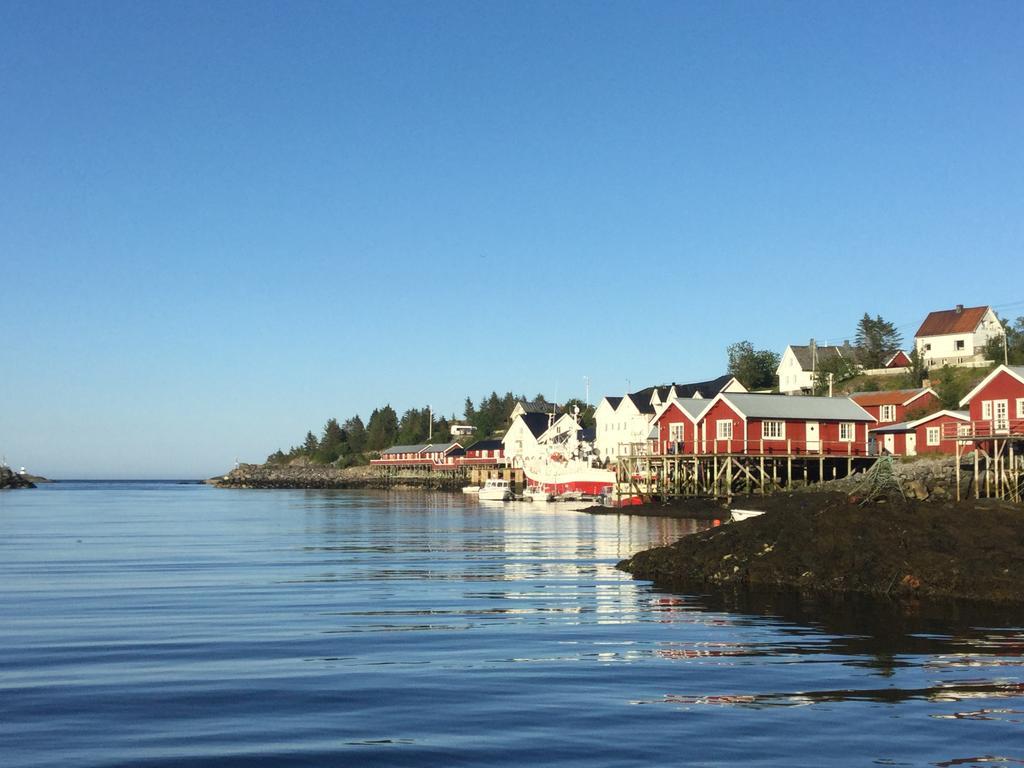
869, 421, 913, 434
421, 442, 463, 454
668, 398, 710, 420
723, 393, 874, 421
515, 399, 557, 414
380, 444, 430, 455
788, 343, 859, 370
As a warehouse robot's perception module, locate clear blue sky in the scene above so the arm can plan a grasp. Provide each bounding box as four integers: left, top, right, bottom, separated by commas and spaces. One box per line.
1, 1, 1022, 478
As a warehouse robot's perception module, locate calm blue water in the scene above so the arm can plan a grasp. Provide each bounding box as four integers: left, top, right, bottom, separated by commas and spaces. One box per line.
2, 482, 1022, 767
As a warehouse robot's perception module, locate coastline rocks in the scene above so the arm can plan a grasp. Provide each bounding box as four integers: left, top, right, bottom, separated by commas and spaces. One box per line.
210, 463, 464, 491
618, 492, 1024, 604
799, 456, 972, 501
1, 467, 36, 489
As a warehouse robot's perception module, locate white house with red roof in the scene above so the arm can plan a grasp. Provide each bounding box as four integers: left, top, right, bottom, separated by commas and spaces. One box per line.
914, 304, 1003, 368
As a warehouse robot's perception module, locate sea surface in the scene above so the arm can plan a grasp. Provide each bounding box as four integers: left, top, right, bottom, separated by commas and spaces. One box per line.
1, 482, 1022, 767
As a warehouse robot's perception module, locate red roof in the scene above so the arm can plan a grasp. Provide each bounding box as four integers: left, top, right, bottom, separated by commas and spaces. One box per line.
915, 306, 989, 337
850, 389, 926, 407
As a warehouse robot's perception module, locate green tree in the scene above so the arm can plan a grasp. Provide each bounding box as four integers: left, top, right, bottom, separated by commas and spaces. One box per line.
463, 397, 475, 421
854, 313, 903, 369
343, 416, 367, 453
365, 405, 398, 450
983, 315, 1024, 365
302, 431, 319, 454
813, 354, 859, 395
903, 347, 929, 387
563, 398, 595, 429
727, 340, 781, 390
933, 365, 971, 410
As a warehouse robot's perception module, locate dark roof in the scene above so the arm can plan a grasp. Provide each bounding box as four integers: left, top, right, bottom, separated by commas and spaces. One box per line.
604, 396, 623, 409
515, 398, 557, 414
788, 343, 858, 369
915, 306, 990, 337
627, 374, 736, 413
578, 427, 596, 442
467, 439, 503, 452
519, 412, 552, 438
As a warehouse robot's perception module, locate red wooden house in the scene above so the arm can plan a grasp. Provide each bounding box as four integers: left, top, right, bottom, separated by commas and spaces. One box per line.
850, 387, 940, 425
883, 350, 912, 368
652, 393, 875, 456
457, 440, 506, 466
869, 410, 969, 456
956, 365, 1024, 441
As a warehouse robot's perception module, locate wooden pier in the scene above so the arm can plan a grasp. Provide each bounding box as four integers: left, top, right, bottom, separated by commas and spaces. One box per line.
614, 443, 876, 502
944, 421, 1024, 502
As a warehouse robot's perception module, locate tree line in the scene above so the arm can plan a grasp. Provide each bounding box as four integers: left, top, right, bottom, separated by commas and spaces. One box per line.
266, 391, 573, 467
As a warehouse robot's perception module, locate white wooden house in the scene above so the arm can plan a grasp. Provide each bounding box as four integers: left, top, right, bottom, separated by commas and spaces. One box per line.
914, 305, 1003, 367
776, 342, 858, 395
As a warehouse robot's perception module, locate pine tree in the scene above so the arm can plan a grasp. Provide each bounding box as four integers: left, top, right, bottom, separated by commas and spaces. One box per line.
854, 313, 903, 369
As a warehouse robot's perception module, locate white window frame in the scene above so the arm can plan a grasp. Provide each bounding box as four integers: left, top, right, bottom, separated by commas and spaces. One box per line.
668, 423, 685, 442
761, 420, 785, 440
1017, 398, 1024, 419
926, 426, 940, 446
954, 339, 965, 351
982, 400, 993, 419
994, 400, 1009, 431
879, 404, 896, 422
838, 422, 855, 442
716, 420, 733, 440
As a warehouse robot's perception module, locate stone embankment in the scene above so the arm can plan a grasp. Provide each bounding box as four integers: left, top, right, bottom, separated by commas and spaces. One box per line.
0, 467, 36, 489
800, 456, 972, 501
209, 463, 464, 491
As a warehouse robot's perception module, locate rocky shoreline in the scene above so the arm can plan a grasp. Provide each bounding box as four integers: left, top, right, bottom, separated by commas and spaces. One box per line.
209, 463, 465, 491
1, 467, 36, 489
618, 491, 1024, 604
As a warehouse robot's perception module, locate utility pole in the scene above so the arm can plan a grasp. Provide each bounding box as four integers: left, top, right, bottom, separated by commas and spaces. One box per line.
583, 376, 591, 407
428, 405, 433, 441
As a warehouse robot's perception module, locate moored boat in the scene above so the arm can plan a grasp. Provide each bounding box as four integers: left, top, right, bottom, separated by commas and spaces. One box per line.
521, 456, 616, 498
478, 478, 513, 501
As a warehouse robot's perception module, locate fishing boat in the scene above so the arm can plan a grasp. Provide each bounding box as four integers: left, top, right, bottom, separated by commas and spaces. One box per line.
521, 455, 616, 498
478, 478, 513, 501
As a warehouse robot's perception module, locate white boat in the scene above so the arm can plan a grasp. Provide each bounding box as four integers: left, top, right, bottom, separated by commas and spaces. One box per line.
729, 509, 765, 522
478, 478, 513, 501
461, 485, 481, 494
522, 485, 552, 502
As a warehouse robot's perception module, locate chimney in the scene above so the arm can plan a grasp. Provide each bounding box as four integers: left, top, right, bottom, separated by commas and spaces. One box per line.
955, 304, 963, 314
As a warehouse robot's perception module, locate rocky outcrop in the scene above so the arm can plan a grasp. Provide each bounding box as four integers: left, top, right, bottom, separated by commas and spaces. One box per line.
798, 456, 974, 502
619, 492, 1024, 604
209, 463, 465, 491
0, 467, 36, 489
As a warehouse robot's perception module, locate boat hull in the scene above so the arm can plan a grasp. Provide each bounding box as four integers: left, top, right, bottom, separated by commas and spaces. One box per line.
521, 460, 616, 497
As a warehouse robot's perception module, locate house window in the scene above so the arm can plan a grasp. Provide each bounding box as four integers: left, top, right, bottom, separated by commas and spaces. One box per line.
982, 401, 993, 419
839, 422, 855, 442
923, 343, 931, 352
879, 404, 896, 422
668, 423, 685, 442
926, 426, 940, 446
716, 420, 733, 439
1017, 398, 1024, 419
957, 423, 971, 436
762, 420, 785, 439
955, 339, 965, 351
